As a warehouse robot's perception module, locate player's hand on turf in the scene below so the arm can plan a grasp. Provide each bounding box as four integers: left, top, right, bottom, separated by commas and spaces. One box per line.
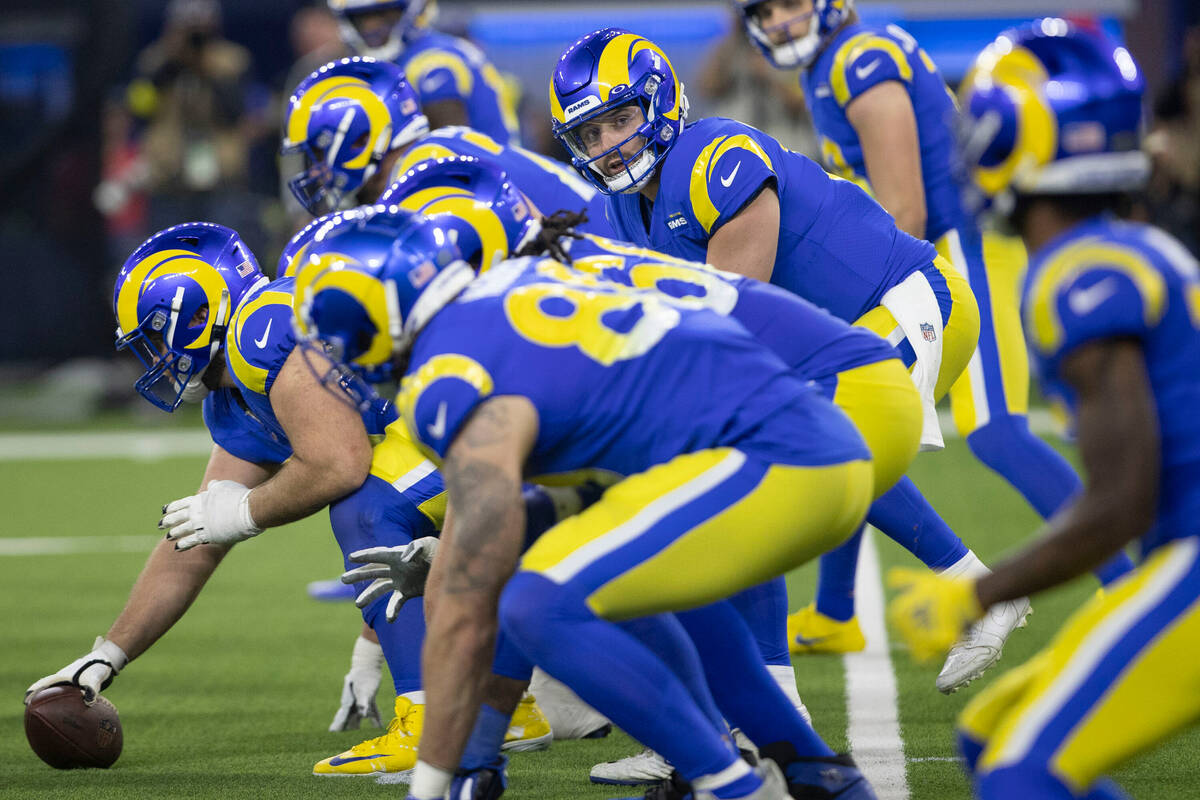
329, 669, 383, 730
343, 537, 439, 622
160, 480, 261, 550
886, 568, 984, 662
24, 636, 129, 706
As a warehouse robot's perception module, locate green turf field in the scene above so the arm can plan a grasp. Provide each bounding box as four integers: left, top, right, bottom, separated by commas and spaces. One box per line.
3, 431, 1199, 799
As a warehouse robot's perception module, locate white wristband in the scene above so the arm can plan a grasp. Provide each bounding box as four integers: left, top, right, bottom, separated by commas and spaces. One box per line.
409, 760, 453, 799
238, 490, 262, 534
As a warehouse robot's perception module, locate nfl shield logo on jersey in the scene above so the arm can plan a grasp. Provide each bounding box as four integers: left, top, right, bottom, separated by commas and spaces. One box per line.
920, 323, 937, 342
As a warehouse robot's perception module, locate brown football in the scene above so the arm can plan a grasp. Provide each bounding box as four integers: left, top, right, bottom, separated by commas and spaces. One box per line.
24, 686, 123, 769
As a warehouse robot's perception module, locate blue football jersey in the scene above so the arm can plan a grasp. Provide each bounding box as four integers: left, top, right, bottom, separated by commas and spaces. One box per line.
397, 30, 520, 146
398, 257, 869, 481
605, 117, 937, 323
559, 233, 896, 381
803, 23, 970, 242
389, 127, 615, 238
1023, 217, 1200, 554
202, 277, 396, 465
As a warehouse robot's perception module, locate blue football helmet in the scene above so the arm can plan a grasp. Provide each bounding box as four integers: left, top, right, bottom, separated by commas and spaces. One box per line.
282, 57, 429, 215
379, 155, 537, 272
327, 0, 436, 62
114, 223, 266, 412
550, 28, 689, 195
958, 18, 1148, 212
291, 204, 473, 408
734, 0, 854, 69
278, 210, 355, 278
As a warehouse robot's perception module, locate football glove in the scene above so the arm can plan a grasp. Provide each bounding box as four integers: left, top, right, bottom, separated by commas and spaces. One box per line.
25, 636, 129, 705
343, 537, 439, 622
160, 480, 261, 550
329, 634, 385, 731
887, 568, 984, 662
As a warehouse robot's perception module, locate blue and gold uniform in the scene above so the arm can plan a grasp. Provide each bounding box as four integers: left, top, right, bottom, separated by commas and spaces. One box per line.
399, 257, 873, 614
960, 217, 1200, 797
387, 126, 615, 238
604, 116, 978, 415
203, 277, 446, 695
396, 255, 873, 782
560, 233, 918, 496
397, 30, 520, 146
803, 22, 1084, 518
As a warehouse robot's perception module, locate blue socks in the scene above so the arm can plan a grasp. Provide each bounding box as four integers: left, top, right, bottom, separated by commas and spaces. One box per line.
816, 478, 968, 621
499, 572, 740, 781
677, 600, 835, 758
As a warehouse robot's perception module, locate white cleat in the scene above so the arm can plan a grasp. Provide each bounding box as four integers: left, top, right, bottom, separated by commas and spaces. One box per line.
936, 597, 1032, 693
590, 748, 673, 786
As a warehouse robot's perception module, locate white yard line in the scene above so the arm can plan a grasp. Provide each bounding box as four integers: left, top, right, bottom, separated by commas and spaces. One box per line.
844, 527, 910, 800
0, 535, 160, 556
0, 430, 212, 461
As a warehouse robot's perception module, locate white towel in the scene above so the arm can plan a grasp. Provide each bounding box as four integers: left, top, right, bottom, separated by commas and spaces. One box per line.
881, 270, 945, 451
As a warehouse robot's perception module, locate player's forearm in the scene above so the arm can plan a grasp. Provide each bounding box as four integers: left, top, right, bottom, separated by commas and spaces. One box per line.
419, 591, 500, 769
106, 538, 228, 661
247, 453, 368, 529
975, 494, 1146, 608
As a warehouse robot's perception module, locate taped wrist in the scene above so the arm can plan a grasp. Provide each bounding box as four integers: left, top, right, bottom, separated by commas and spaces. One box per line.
410, 760, 454, 799
239, 490, 262, 534
350, 634, 385, 673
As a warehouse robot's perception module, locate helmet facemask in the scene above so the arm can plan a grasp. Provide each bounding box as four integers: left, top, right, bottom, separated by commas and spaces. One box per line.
559, 86, 674, 195
743, 2, 822, 68
115, 286, 230, 412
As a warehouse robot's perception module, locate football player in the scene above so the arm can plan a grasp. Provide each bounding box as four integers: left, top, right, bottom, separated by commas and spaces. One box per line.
327, 0, 520, 144
549, 27, 1029, 697
23, 223, 378, 713
281, 56, 613, 241
887, 22, 1200, 800
295, 205, 883, 800
22, 221, 555, 780
731, 0, 1135, 684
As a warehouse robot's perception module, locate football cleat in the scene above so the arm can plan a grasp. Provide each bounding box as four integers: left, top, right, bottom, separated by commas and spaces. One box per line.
787, 605, 866, 654
313, 695, 422, 777
936, 597, 1031, 694
501, 693, 553, 752
591, 748, 674, 786
760, 744, 877, 799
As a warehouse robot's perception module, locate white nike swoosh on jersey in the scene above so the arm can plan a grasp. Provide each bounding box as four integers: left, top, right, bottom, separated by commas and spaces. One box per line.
426, 401, 448, 440
1067, 277, 1119, 316
720, 161, 742, 188
814, 85, 832, 98
855, 59, 881, 80
254, 318, 273, 349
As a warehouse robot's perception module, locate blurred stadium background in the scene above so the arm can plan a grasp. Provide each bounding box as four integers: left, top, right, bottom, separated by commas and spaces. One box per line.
0, 0, 1196, 425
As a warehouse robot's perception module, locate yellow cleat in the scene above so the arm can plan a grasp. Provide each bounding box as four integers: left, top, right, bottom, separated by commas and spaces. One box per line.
502, 692, 553, 752
313, 695, 422, 778
787, 604, 866, 654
